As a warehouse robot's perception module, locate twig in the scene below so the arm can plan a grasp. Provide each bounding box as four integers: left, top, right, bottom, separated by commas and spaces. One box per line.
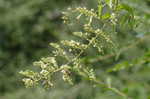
88, 34, 150, 63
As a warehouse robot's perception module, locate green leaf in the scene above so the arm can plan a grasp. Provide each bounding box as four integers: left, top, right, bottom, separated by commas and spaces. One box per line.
102, 13, 111, 19
108, 61, 130, 72
105, 0, 110, 5
118, 4, 134, 16
98, 3, 103, 17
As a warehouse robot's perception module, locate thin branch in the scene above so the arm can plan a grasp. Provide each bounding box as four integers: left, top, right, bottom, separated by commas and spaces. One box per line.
87, 34, 150, 63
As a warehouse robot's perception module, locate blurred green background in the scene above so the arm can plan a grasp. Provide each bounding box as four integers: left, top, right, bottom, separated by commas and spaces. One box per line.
0, 0, 150, 99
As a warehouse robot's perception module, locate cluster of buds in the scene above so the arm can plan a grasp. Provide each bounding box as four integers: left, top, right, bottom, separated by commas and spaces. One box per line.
50, 43, 69, 60
61, 40, 87, 50
74, 7, 99, 19
61, 65, 73, 85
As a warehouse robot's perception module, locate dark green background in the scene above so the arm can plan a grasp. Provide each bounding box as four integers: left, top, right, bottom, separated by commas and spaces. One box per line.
0, 0, 150, 99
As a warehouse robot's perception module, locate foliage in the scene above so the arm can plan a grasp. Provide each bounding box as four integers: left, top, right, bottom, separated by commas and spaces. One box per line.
20, 0, 150, 98
0, 0, 149, 99
0, 0, 76, 94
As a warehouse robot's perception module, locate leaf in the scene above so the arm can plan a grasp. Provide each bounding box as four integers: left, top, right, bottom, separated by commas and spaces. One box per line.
98, 4, 103, 17
108, 61, 130, 72
105, 0, 111, 6
102, 13, 111, 19
118, 4, 134, 17
98, 0, 103, 17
